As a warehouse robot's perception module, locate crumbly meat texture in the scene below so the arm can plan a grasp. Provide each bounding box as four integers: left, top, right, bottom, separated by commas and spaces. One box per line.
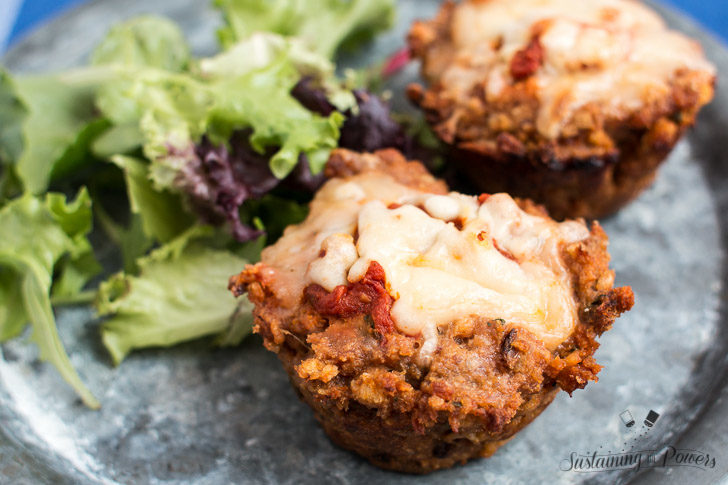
229, 149, 634, 473
407, 0, 715, 159
324, 147, 448, 194
406, 0, 715, 219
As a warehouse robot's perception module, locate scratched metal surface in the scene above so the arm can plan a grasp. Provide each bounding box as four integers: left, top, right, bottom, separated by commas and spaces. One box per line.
1, 1, 727, 484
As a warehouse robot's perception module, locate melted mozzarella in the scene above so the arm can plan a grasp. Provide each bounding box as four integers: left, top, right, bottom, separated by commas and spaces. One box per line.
261, 173, 425, 307
349, 194, 587, 355
443, 0, 715, 138
264, 173, 590, 359
306, 233, 358, 292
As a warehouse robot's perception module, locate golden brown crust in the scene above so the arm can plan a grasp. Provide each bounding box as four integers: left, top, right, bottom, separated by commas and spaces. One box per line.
229, 150, 634, 473
548, 223, 635, 392
406, 1, 716, 219
325, 148, 448, 195
407, 2, 715, 155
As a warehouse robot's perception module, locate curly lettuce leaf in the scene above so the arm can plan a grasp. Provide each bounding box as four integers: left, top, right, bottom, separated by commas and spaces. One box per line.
97, 226, 254, 365
89, 16, 193, 163
92, 34, 346, 241
95, 34, 346, 183
201, 32, 355, 112
215, 0, 395, 59
90, 16, 190, 71
0, 188, 100, 408
0, 16, 194, 196
206, 57, 344, 178
200, 32, 326, 79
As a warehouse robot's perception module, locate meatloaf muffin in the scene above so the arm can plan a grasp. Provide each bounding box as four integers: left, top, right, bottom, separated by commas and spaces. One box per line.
229, 148, 634, 473
407, 0, 716, 220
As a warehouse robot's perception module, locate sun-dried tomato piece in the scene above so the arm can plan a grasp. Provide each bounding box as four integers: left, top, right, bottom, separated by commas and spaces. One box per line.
510, 36, 544, 80
305, 261, 396, 337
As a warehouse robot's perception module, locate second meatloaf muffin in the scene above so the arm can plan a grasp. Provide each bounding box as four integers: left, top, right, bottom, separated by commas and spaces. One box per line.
407, 0, 716, 219
230, 148, 634, 473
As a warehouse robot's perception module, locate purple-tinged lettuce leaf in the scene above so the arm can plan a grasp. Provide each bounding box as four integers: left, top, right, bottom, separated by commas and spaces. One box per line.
92, 34, 349, 241
176, 132, 314, 243
291, 78, 412, 154
181, 132, 276, 242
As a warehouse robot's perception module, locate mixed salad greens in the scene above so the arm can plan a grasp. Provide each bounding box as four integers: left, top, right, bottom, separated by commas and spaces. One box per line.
0, 0, 414, 408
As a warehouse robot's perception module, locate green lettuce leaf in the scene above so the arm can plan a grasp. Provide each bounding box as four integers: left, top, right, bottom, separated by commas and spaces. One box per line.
97, 226, 254, 365
3, 16, 193, 195
93, 206, 153, 275
0, 188, 100, 408
239, 194, 308, 243
110, 155, 194, 243
200, 33, 355, 112
91, 124, 145, 159
215, 0, 395, 59
0, 69, 27, 168
89, 16, 193, 164
0, 268, 26, 340
201, 32, 327, 80
11, 68, 116, 194
90, 16, 190, 71
94, 33, 347, 186
205, 56, 344, 178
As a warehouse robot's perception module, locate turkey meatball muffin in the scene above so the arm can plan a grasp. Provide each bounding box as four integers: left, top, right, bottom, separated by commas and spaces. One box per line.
229, 149, 634, 473
407, 0, 715, 219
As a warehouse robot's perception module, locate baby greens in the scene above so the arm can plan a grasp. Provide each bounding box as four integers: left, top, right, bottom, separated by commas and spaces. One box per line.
0, 0, 398, 407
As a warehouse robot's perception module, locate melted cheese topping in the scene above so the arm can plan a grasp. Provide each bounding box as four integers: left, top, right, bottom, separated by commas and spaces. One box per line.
263, 172, 590, 359
442, 0, 715, 138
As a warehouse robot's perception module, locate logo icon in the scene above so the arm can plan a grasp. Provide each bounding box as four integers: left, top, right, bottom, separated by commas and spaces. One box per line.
619, 410, 635, 428
644, 410, 660, 428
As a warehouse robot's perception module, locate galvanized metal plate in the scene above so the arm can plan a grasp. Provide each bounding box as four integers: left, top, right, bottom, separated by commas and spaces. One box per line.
2, 1, 728, 483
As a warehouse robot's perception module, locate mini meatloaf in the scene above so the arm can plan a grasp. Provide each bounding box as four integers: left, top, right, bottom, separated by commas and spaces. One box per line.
407, 0, 716, 220
229, 148, 634, 473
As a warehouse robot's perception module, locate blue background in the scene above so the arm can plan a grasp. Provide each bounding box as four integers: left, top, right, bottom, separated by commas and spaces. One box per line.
2, 0, 728, 52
